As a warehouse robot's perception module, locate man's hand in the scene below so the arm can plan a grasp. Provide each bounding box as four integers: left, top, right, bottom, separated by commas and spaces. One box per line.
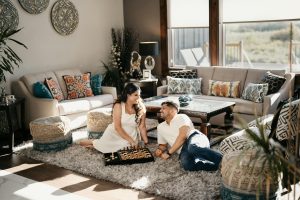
161, 152, 170, 160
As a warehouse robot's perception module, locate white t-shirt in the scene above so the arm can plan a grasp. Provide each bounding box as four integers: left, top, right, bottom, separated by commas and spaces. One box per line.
157, 114, 194, 154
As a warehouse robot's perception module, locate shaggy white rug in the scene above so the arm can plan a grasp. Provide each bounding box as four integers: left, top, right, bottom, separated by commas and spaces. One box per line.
15, 127, 222, 200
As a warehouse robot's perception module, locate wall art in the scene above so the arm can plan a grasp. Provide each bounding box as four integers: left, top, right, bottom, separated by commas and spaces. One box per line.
0, 0, 19, 32
51, 0, 79, 36
18, 0, 50, 14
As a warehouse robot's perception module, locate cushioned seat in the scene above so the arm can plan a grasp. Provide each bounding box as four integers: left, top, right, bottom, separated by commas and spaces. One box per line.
221, 149, 278, 200
29, 116, 72, 152
87, 108, 113, 139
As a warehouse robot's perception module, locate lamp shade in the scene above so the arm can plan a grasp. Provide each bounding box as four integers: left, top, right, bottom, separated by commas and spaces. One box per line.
139, 42, 159, 56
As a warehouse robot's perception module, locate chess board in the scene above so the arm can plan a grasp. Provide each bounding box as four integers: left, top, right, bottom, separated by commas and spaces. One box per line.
104, 147, 154, 166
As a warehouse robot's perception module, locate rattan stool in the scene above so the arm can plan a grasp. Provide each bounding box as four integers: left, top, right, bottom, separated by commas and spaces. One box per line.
221, 149, 278, 200
29, 116, 72, 152
87, 108, 113, 139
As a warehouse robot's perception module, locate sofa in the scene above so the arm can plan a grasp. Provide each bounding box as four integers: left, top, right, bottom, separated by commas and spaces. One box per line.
12, 68, 117, 130
157, 66, 295, 127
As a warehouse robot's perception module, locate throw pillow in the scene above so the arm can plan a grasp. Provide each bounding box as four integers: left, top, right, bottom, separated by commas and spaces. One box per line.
260, 71, 286, 95
33, 82, 53, 99
167, 76, 202, 95
169, 70, 197, 79
241, 83, 268, 103
208, 80, 240, 98
44, 78, 64, 101
63, 73, 94, 99
91, 74, 103, 95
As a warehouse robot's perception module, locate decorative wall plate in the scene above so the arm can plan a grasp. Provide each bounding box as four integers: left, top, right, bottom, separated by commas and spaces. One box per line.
18, 0, 50, 14
0, 0, 19, 32
51, 0, 79, 36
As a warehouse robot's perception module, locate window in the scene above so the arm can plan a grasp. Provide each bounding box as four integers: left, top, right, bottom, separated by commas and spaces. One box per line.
222, 0, 300, 72
167, 0, 210, 67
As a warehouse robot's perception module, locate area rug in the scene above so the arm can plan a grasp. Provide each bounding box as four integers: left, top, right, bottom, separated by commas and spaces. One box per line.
15, 128, 222, 200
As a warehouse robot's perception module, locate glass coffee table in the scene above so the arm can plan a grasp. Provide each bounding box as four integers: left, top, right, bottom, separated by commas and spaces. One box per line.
144, 96, 235, 139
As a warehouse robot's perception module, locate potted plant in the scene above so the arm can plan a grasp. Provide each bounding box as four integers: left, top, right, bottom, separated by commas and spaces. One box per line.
0, 28, 27, 96
102, 28, 138, 94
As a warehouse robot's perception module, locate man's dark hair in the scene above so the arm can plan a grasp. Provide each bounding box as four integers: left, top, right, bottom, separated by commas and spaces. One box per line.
161, 100, 179, 112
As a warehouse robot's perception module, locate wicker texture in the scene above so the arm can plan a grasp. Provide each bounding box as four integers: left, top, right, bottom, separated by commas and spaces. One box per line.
221, 149, 278, 197
87, 108, 113, 133
30, 116, 71, 142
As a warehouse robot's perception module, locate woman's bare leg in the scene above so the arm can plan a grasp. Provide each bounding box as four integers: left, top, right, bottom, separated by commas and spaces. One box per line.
79, 139, 94, 148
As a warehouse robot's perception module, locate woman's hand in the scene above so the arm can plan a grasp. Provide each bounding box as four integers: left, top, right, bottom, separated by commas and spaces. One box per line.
161, 152, 170, 160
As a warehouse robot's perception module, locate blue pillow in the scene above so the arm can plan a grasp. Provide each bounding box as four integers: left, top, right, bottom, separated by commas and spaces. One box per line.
33, 82, 53, 99
91, 74, 103, 95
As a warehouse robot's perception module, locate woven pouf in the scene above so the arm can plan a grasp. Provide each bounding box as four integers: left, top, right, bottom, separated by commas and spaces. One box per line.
87, 108, 113, 139
221, 149, 279, 200
29, 116, 72, 152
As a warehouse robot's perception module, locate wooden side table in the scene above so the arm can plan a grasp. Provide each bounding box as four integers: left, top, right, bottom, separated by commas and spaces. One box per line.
0, 97, 25, 155
127, 79, 158, 98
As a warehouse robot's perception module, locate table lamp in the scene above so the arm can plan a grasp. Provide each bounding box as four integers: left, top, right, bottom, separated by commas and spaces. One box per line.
139, 42, 159, 79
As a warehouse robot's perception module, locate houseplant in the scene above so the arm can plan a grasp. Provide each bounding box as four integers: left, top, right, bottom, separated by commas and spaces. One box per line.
0, 28, 27, 95
102, 28, 138, 94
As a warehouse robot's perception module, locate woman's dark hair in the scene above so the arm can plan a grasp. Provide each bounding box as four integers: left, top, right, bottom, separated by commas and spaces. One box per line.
114, 83, 144, 124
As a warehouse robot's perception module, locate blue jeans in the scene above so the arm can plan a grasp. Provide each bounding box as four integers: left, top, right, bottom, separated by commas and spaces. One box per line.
180, 131, 222, 171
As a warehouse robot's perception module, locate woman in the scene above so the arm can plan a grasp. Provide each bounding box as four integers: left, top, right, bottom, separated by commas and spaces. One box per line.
80, 83, 148, 153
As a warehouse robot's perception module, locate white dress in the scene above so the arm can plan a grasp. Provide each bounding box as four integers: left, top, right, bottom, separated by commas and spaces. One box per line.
93, 103, 139, 153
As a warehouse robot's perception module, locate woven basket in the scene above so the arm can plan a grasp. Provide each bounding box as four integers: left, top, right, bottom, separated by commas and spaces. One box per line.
87, 108, 113, 133
30, 116, 71, 142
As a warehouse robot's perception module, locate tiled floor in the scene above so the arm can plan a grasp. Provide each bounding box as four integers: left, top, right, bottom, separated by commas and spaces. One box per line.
0, 153, 166, 200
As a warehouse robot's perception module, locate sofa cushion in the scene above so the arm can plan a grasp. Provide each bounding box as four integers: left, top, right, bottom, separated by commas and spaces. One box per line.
241, 83, 269, 103
21, 71, 59, 95
212, 67, 248, 95
45, 78, 64, 101
54, 68, 82, 99
63, 73, 94, 99
57, 94, 114, 115
195, 67, 214, 95
33, 82, 53, 99
169, 70, 197, 79
208, 80, 240, 98
260, 71, 286, 95
91, 74, 103, 95
167, 76, 202, 95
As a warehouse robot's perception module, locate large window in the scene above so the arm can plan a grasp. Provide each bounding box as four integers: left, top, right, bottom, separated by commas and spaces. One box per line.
167, 0, 300, 72
167, 0, 210, 67
223, 0, 300, 72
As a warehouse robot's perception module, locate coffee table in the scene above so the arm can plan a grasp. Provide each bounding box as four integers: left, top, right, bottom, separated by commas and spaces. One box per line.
144, 96, 235, 138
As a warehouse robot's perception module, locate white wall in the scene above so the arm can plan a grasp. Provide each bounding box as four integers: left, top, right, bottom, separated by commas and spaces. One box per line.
3, 0, 124, 93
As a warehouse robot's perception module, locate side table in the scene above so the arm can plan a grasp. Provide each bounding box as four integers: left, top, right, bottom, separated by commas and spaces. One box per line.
127, 79, 158, 98
0, 97, 25, 155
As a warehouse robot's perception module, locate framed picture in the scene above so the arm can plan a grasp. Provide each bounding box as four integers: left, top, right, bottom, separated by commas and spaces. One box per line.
143, 69, 151, 79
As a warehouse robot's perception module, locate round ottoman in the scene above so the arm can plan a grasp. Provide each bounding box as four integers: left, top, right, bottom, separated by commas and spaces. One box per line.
221, 149, 278, 200
87, 108, 113, 139
29, 116, 72, 152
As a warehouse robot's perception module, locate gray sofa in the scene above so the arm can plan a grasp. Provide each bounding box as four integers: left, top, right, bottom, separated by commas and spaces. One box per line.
12, 68, 117, 130
157, 66, 295, 127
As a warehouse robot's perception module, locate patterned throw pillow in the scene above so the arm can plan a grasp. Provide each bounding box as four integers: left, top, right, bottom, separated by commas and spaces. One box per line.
167, 76, 202, 95
208, 80, 240, 98
63, 73, 94, 99
241, 83, 268, 103
260, 71, 286, 95
169, 70, 197, 79
33, 82, 53, 99
91, 74, 103, 95
45, 78, 64, 101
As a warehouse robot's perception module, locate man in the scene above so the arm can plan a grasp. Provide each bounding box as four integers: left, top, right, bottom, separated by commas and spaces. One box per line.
155, 100, 222, 171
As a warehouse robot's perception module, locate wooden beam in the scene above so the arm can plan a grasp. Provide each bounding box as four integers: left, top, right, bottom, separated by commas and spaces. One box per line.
209, 0, 219, 66
160, 0, 168, 76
